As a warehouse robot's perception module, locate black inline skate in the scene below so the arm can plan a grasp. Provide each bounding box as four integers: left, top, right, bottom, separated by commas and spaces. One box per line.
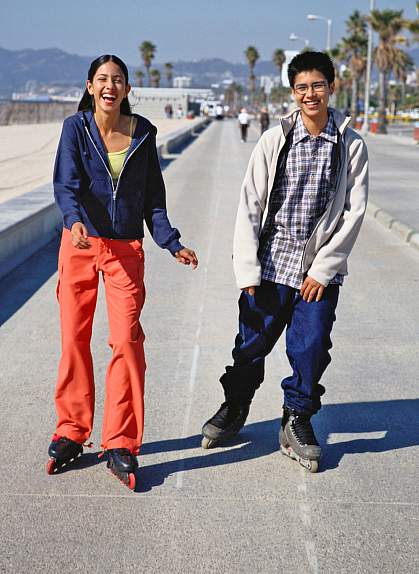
201, 401, 250, 449
279, 407, 321, 473
106, 448, 138, 490
47, 434, 83, 474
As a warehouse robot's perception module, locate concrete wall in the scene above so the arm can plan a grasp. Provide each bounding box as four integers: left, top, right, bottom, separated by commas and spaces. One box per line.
130, 89, 189, 120
0, 102, 77, 125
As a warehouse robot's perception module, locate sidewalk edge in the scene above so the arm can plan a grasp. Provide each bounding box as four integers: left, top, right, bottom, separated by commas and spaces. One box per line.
366, 200, 419, 253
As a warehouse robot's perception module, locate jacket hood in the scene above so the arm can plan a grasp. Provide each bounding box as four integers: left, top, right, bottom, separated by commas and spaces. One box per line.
280, 107, 352, 137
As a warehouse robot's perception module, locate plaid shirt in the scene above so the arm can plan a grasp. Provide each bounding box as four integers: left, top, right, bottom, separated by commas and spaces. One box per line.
259, 113, 344, 289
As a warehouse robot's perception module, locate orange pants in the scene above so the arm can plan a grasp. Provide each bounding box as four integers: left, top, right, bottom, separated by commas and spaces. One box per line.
54, 228, 146, 454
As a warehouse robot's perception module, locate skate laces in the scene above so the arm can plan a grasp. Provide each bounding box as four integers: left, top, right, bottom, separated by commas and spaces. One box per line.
211, 402, 238, 427
51, 434, 92, 448
99, 448, 133, 460
290, 415, 318, 446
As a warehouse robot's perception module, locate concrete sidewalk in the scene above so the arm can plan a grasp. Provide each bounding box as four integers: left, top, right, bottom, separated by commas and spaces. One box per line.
0, 119, 418, 573
360, 132, 419, 251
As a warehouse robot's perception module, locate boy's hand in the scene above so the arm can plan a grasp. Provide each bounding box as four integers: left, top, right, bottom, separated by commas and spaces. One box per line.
175, 248, 198, 269
242, 286, 256, 296
300, 276, 325, 303
71, 222, 91, 249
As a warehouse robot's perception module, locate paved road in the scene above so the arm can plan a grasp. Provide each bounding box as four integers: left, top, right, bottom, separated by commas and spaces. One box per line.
0, 119, 418, 573
387, 123, 416, 137
0, 118, 201, 204
365, 131, 419, 232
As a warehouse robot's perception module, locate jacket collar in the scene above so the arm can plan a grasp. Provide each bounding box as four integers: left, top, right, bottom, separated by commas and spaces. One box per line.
281, 107, 352, 138
79, 111, 151, 162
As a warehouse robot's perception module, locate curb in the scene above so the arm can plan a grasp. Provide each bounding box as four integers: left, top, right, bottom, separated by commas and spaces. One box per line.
366, 200, 419, 254
0, 119, 210, 280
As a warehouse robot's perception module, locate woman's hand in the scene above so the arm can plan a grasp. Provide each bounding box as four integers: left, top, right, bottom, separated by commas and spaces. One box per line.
71, 222, 91, 249
242, 286, 256, 296
175, 248, 198, 269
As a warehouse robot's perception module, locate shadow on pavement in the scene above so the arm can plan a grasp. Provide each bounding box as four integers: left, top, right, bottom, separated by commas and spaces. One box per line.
137, 398, 419, 492
0, 234, 60, 326
316, 398, 419, 471
137, 418, 280, 492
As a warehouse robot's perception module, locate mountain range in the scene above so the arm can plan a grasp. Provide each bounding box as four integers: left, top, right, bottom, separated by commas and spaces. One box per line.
1, 46, 418, 98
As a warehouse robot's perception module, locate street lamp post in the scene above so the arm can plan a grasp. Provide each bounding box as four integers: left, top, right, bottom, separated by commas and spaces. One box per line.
361, 0, 375, 136
289, 33, 310, 48
307, 14, 332, 52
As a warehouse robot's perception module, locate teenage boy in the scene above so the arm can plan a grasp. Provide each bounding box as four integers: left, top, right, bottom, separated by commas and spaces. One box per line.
202, 52, 368, 472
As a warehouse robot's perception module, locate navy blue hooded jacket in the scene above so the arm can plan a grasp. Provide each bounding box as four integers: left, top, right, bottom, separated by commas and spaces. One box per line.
53, 111, 183, 255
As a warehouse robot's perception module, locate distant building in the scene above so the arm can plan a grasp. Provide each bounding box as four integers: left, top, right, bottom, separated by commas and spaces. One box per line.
406, 70, 417, 86
129, 87, 214, 119
283, 51, 299, 87
173, 76, 192, 89
12, 92, 52, 102
259, 75, 282, 90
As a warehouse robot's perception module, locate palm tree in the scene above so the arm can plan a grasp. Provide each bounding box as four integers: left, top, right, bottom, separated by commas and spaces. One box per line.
369, 9, 405, 133
139, 41, 156, 87
392, 48, 414, 105
135, 70, 145, 88
164, 62, 173, 87
341, 11, 368, 118
330, 44, 351, 112
273, 49, 285, 87
245, 46, 260, 103
406, 7, 419, 43
150, 69, 161, 88
224, 82, 244, 112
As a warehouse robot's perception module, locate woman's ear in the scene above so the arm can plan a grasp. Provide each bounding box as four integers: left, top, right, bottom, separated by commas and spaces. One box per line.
86, 80, 94, 95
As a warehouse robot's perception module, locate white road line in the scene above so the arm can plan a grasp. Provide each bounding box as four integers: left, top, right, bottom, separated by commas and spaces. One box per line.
276, 338, 319, 572
300, 468, 319, 574
174, 126, 224, 489
3, 492, 419, 504
176, 344, 200, 489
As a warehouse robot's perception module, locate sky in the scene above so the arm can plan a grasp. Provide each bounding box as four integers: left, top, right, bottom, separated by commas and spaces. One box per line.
1, 0, 418, 66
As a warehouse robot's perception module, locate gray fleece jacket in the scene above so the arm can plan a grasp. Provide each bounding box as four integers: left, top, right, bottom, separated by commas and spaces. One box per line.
233, 107, 369, 289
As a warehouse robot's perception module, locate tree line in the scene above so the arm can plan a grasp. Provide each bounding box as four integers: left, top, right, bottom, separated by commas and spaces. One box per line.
136, 5, 419, 134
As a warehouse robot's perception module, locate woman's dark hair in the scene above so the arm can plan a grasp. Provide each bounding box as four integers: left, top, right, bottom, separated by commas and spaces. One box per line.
78, 54, 131, 114
288, 51, 335, 88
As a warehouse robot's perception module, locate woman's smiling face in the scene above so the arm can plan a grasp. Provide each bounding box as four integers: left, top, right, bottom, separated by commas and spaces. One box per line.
87, 61, 131, 114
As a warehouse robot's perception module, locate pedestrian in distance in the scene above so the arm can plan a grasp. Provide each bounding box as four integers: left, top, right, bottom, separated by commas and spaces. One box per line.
259, 106, 270, 135
47, 54, 198, 489
238, 107, 250, 142
164, 102, 173, 119
176, 104, 184, 119
202, 51, 368, 473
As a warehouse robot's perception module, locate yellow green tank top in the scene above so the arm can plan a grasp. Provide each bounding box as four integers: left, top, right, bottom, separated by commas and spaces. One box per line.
107, 116, 135, 183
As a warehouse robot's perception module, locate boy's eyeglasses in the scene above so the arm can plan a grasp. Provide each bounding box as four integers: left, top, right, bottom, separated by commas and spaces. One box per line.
294, 81, 329, 95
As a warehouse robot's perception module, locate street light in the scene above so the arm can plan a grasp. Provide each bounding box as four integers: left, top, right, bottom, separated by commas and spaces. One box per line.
307, 14, 332, 52
289, 33, 310, 48
361, 0, 375, 135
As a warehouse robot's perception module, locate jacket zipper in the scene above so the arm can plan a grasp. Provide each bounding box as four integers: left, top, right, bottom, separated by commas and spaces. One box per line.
84, 128, 150, 226
113, 132, 150, 200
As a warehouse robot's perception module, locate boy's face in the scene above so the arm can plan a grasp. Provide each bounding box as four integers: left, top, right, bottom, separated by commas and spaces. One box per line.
292, 69, 334, 120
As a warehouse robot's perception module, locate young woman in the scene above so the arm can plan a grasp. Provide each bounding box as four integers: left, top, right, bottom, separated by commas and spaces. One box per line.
47, 54, 198, 489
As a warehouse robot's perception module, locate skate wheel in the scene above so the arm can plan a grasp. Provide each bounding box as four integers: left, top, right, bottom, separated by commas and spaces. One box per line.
307, 460, 319, 474
201, 436, 215, 449
128, 473, 136, 490
46, 458, 56, 475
